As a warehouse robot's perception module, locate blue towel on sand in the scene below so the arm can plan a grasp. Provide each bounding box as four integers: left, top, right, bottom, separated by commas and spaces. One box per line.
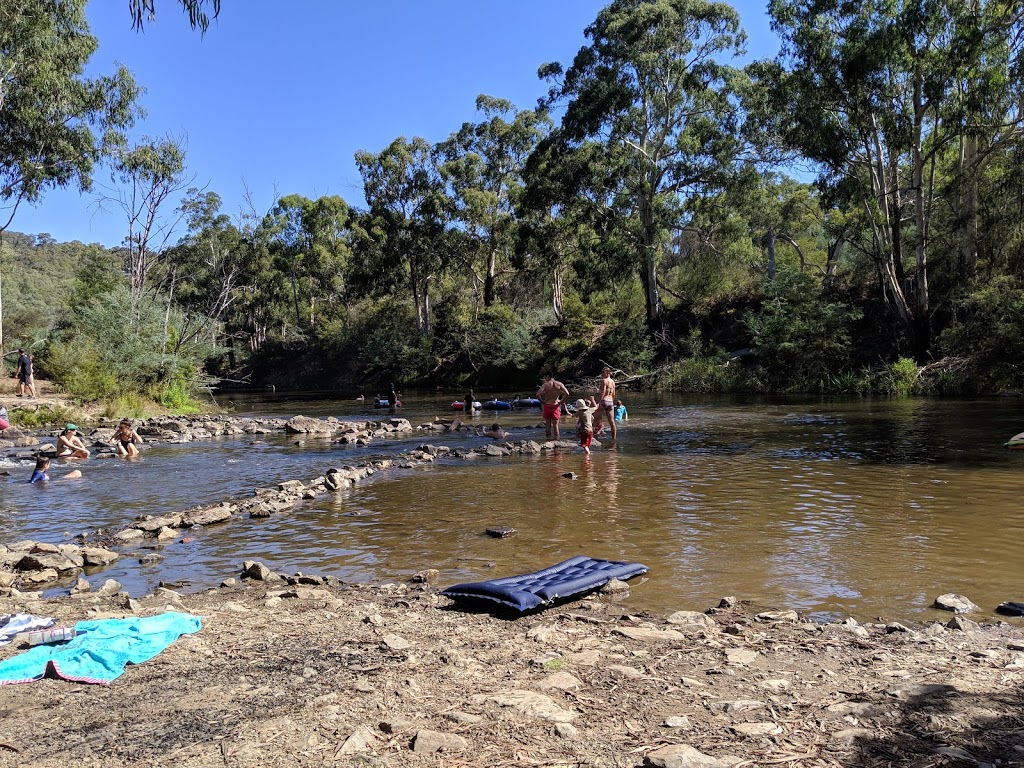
0, 612, 202, 686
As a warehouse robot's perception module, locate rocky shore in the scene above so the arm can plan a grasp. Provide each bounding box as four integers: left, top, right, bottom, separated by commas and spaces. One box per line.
0, 413, 577, 593
1, 565, 1023, 768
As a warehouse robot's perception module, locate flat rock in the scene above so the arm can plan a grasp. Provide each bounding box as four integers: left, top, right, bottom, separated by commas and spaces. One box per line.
537, 671, 582, 691
731, 722, 782, 736
284, 416, 337, 434
80, 547, 119, 566
667, 610, 716, 628
411, 729, 467, 754
475, 689, 576, 722
612, 627, 686, 643
643, 744, 743, 768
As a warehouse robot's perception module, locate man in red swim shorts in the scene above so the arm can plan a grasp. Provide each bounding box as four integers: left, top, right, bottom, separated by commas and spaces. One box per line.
537, 373, 570, 439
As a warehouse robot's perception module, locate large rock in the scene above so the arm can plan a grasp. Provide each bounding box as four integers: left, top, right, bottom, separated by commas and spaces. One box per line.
284, 416, 337, 434
181, 503, 233, 527
474, 690, 576, 723
78, 548, 116, 569
132, 514, 182, 533
934, 593, 979, 613
667, 611, 716, 629
16, 553, 79, 573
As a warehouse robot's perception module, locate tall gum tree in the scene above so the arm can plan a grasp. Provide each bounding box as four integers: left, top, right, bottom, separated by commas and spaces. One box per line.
355, 137, 447, 337
768, 0, 1024, 361
535, 0, 748, 332
438, 95, 551, 309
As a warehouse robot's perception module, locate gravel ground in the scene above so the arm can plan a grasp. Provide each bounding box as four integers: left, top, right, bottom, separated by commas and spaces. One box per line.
1, 569, 1023, 768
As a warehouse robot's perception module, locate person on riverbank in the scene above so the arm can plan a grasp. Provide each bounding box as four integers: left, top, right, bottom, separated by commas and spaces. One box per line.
537, 373, 570, 439
111, 419, 143, 458
0, 403, 8, 432
574, 398, 598, 455
56, 424, 90, 459
15, 349, 35, 399
593, 366, 617, 442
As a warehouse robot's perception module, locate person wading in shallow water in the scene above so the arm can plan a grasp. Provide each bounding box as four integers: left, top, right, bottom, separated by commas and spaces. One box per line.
593, 366, 617, 443
537, 373, 570, 440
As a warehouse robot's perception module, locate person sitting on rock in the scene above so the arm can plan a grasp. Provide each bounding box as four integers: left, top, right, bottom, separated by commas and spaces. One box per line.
56, 423, 90, 459
110, 418, 143, 458
0, 402, 8, 432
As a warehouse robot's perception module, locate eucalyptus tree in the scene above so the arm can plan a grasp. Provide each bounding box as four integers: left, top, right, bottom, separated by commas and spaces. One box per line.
164, 190, 247, 356
303, 195, 355, 329
534, 0, 749, 331
106, 135, 191, 300
0, 0, 139, 232
0, 0, 138, 357
768, 0, 1024, 360
355, 137, 448, 336
260, 194, 312, 331
258, 193, 354, 333
438, 95, 551, 309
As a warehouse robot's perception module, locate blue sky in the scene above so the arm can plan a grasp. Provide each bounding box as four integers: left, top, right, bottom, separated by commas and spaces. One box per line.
12, 1, 779, 247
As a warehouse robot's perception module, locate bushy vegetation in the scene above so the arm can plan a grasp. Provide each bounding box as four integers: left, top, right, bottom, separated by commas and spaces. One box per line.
7, 1, 1024, 402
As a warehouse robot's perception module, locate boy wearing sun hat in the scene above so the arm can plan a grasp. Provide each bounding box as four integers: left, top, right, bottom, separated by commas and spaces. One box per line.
574, 398, 598, 454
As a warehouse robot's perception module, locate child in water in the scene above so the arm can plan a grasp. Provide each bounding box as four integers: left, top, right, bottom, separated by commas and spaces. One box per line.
476, 422, 508, 439
28, 455, 50, 484
574, 398, 598, 454
614, 399, 628, 422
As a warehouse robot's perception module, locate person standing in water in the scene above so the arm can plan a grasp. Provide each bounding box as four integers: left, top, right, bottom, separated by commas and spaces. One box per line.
593, 366, 617, 442
537, 373, 570, 439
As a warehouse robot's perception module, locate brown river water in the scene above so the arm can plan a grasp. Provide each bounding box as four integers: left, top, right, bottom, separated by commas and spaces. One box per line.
3, 393, 1024, 622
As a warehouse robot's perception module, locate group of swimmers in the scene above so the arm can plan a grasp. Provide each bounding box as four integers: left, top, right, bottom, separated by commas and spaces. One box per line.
536, 366, 626, 451
26, 419, 144, 484
463, 367, 630, 453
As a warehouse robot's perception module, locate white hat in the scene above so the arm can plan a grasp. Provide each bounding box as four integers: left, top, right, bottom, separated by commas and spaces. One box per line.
575, 399, 587, 409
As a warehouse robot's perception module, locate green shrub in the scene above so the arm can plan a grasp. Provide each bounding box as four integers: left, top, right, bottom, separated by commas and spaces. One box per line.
745, 268, 862, 391
45, 286, 216, 406
10, 404, 79, 428
883, 357, 919, 396
659, 356, 739, 393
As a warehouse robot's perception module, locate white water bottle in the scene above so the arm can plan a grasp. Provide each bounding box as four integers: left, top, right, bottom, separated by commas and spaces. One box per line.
25, 626, 76, 645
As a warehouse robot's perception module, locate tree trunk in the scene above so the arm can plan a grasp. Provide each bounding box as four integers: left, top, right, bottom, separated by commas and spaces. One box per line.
638, 197, 662, 328
551, 267, 563, 321
484, 246, 497, 307
912, 73, 931, 361
766, 225, 776, 280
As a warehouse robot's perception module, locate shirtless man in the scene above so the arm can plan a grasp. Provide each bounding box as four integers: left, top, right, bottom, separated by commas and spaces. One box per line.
537, 373, 570, 439
593, 366, 617, 441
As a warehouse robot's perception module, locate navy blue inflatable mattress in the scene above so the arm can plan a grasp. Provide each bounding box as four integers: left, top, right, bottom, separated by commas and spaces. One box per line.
441, 556, 649, 613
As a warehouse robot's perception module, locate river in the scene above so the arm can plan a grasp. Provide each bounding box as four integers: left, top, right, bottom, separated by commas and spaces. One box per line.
3, 393, 1023, 622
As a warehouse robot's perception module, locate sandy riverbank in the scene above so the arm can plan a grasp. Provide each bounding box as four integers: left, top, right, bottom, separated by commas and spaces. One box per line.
0, 566, 1022, 768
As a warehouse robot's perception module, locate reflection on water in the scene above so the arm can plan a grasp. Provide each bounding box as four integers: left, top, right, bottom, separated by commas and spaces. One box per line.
4, 394, 1024, 622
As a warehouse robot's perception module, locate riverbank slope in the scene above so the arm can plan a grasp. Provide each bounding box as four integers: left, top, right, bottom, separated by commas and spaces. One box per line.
0, 569, 1021, 768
